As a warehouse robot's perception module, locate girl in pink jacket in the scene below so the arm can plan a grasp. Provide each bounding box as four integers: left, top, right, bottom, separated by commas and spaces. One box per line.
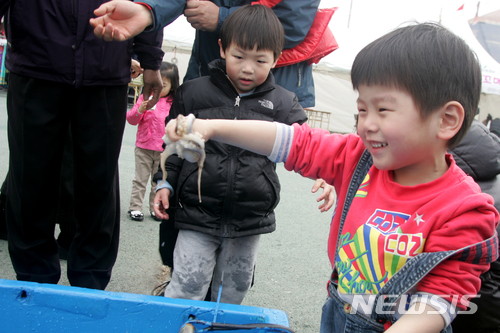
126, 62, 179, 221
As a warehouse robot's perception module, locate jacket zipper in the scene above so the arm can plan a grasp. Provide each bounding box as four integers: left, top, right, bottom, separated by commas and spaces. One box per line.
221, 95, 241, 236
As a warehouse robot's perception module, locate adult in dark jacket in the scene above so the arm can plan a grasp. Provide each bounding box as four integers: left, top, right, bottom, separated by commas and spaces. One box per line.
90, 0, 320, 108
180, 0, 319, 108
3, 0, 164, 290
92, 0, 336, 272
450, 119, 500, 333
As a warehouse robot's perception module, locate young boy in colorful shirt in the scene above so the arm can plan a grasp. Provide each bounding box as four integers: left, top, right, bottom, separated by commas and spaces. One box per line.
163, 23, 499, 332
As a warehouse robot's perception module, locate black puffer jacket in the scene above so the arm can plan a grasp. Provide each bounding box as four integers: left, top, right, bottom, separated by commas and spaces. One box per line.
450, 120, 500, 332
451, 120, 500, 212
158, 59, 307, 238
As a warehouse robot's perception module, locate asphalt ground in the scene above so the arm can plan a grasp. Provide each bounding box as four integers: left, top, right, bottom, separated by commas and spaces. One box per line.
0, 89, 333, 332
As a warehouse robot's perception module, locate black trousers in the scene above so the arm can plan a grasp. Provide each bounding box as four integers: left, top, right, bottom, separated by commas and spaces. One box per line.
55, 127, 77, 252
6, 73, 127, 290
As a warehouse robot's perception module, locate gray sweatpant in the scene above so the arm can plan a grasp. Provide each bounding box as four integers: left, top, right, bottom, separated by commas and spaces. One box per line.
164, 229, 261, 305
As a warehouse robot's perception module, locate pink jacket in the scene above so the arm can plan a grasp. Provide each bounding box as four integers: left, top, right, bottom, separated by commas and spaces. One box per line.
126, 94, 173, 151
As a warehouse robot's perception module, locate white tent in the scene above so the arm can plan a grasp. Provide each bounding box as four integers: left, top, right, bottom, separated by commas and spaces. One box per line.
442, 13, 500, 122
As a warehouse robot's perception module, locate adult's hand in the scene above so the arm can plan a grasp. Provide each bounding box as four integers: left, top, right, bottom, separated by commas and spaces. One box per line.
90, 0, 153, 42
142, 69, 162, 110
184, 0, 219, 32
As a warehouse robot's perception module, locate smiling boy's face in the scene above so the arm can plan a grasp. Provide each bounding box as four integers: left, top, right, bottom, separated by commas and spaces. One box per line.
356, 84, 450, 185
219, 40, 278, 94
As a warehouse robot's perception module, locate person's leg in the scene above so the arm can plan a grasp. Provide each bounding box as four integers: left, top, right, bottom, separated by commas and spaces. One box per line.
0, 176, 8, 240
159, 216, 178, 268
164, 229, 218, 300
210, 234, 261, 304
6, 73, 70, 284
56, 127, 77, 258
129, 147, 151, 212
148, 150, 161, 215
67, 84, 127, 290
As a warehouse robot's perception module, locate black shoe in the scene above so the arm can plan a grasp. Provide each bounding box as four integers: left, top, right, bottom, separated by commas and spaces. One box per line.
150, 211, 161, 221
128, 210, 144, 221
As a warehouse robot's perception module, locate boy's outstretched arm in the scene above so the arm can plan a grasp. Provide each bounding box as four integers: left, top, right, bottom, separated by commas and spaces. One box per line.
386, 303, 445, 333
167, 116, 337, 212
166, 118, 277, 156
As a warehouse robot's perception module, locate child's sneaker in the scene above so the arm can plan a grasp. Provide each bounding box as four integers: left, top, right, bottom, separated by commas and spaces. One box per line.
150, 211, 161, 221
128, 210, 144, 221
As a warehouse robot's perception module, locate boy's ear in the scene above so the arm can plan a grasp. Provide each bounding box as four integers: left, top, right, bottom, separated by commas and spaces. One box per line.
218, 39, 226, 59
271, 52, 282, 69
437, 101, 464, 141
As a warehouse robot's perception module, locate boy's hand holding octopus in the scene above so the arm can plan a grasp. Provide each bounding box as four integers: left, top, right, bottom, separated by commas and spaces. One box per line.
154, 114, 208, 219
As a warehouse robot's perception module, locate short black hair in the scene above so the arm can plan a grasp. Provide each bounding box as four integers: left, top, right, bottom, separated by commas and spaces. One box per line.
351, 22, 482, 149
219, 4, 284, 61
160, 62, 179, 96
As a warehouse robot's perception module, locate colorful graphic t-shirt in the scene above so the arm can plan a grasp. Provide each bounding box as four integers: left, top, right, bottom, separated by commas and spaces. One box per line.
336, 170, 425, 295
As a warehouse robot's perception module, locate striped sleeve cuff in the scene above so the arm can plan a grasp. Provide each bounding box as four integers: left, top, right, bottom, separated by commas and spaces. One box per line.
268, 122, 294, 163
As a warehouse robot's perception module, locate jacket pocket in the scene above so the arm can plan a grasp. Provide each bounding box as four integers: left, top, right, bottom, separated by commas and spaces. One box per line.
262, 166, 280, 214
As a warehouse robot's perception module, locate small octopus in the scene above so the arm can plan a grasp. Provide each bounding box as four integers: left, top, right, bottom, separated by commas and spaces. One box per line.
160, 114, 206, 202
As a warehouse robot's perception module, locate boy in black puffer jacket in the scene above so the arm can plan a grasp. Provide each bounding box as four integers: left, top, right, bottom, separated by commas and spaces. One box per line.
450, 119, 500, 333
153, 5, 308, 305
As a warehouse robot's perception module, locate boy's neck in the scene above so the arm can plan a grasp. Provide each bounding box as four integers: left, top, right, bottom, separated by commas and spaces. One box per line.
392, 153, 450, 186
239, 90, 255, 97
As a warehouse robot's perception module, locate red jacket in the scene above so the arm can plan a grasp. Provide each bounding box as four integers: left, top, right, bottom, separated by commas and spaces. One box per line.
253, 0, 339, 67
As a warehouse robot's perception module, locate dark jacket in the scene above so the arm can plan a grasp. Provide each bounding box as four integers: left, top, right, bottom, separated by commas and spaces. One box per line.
157, 59, 307, 238
141, 0, 320, 107
451, 120, 500, 213
450, 120, 500, 332
4, 0, 164, 88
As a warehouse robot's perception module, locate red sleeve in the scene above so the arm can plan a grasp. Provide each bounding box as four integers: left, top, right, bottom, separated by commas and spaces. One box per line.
418, 191, 499, 309
135, 2, 152, 10
284, 123, 366, 188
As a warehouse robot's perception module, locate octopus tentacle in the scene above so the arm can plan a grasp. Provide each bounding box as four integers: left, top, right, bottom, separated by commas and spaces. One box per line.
160, 114, 206, 202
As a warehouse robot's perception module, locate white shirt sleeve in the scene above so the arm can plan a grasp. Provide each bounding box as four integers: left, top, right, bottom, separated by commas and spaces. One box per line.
156, 180, 174, 197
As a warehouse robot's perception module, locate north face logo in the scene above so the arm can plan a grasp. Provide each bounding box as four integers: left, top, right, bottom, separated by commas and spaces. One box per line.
259, 99, 274, 110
